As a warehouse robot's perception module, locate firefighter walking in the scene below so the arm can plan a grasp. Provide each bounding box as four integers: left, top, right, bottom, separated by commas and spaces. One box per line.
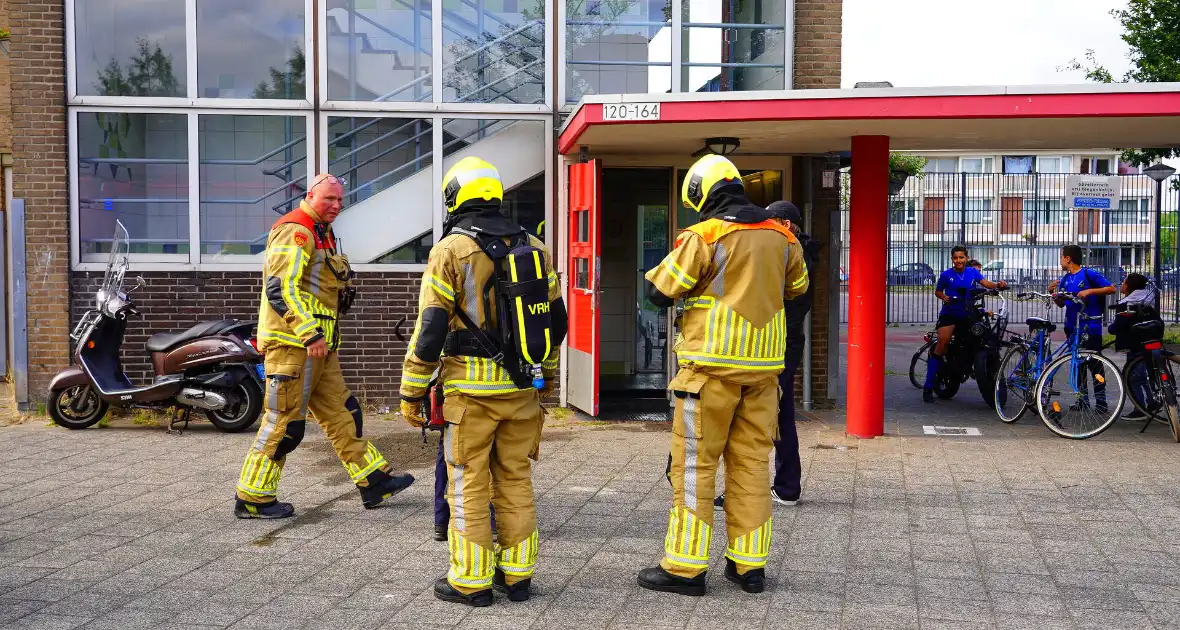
640, 155, 809, 596
234, 173, 415, 519
399, 157, 567, 607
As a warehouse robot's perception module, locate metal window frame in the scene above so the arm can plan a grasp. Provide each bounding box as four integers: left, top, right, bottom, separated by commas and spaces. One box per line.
67, 0, 316, 108
70, 106, 315, 272
317, 0, 552, 114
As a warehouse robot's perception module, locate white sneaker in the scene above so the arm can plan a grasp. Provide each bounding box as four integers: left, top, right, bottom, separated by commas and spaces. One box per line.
771, 490, 798, 507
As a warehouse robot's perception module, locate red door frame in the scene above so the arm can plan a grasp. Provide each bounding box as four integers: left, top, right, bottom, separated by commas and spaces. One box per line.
566, 159, 602, 416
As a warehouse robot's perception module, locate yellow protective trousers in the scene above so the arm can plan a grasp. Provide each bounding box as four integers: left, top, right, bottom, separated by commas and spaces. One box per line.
440, 389, 544, 594
662, 367, 777, 578
236, 345, 389, 502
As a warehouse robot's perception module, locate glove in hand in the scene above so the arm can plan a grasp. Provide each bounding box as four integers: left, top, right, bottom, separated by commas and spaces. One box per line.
400, 399, 426, 428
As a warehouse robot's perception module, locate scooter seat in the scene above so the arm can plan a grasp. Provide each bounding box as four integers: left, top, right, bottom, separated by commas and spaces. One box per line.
1025, 317, 1057, 333
146, 319, 245, 352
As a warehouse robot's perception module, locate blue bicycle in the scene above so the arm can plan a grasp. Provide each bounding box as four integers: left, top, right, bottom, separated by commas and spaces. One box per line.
994, 291, 1126, 439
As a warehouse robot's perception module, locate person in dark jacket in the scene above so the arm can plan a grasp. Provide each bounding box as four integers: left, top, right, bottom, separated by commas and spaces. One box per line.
714, 200, 819, 510
767, 201, 819, 505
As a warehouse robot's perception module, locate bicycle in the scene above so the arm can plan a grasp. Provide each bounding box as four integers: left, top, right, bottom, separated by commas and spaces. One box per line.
1107, 301, 1180, 442
995, 291, 1126, 439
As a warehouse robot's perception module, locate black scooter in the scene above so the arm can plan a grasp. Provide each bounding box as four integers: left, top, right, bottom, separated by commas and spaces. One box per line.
931, 287, 1009, 408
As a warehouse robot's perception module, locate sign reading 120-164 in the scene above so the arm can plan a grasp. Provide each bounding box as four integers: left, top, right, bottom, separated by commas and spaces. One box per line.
602, 103, 661, 122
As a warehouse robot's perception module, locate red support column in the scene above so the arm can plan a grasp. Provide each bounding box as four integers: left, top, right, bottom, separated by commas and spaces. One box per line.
846, 135, 889, 439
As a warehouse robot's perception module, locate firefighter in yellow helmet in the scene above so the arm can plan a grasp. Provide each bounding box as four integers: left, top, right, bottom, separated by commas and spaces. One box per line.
639, 155, 809, 596
234, 173, 415, 519
399, 156, 567, 607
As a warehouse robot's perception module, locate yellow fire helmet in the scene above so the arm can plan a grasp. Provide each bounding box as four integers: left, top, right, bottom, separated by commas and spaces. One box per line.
442, 156, 504, 214
681, 154, 742, 213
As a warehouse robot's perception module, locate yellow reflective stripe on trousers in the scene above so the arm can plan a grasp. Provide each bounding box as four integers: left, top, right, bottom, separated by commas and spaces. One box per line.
237, 451, 282, 497
726, 518, 773, 567
449, 530, 495, 588
344, 441, 387, 483
664, 506, 711, 569
497, 530, 539, 577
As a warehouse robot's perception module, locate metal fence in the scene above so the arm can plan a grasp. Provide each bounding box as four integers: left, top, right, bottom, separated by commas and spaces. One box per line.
838, 171, 1180, 324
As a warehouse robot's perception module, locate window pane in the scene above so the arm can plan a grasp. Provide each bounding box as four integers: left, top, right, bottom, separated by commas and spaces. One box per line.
77, 112, 188, 255
326, 0, 431, 102
197, 0, 305, 99
502, 174, 545, 238
442, 0, 545, 104
575, 257, 589, 289
199, 115, 307, 261
681, 0, 786, 92
327, 116, 433, 262
1003, 156, 1033, 174
440, 117, 544, 230
74, 0, 187, 97
566, 0, 672, 103
577, 210, 589, 242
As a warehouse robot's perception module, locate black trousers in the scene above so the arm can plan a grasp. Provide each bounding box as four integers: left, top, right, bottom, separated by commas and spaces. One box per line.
773, 360, 802, 501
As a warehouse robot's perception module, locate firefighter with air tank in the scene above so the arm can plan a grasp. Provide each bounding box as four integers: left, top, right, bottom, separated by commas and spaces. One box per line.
399, 157, 568, 607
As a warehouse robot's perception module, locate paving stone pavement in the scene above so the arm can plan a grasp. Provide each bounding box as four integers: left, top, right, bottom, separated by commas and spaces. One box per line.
5, 370, 1180, 629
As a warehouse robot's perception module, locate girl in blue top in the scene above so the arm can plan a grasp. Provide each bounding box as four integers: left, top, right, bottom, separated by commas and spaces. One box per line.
923, 246, 1006, 402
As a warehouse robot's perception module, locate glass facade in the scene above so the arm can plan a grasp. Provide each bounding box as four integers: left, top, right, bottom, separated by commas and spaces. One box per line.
566, 0, 672, 103
681, 0, 787, 93
74, 0, 188, 97
196, 0, 306, 99
67, 0, 793, 268
77, 112, 189, 255
199, 115, 308, 260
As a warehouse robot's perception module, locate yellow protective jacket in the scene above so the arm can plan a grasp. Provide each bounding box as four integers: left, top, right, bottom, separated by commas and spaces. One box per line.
399, 227, 562, 399
257, 201, 354, 352
646, 217, 809, 384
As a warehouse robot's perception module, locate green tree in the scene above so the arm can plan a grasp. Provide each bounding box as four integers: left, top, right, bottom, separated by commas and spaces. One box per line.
252, 46, 306, 99
95, 38, 181, 97
1062, 0, 1180, 169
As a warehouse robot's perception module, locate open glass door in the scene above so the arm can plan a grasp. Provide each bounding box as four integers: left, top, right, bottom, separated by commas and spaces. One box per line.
566, 160, 602, 416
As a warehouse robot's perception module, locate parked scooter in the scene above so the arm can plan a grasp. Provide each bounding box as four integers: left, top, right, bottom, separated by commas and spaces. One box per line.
930, 287, 1009, 408
47, 221, 265, 433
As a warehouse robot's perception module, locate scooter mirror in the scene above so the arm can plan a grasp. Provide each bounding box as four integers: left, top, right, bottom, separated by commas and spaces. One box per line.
128, 276, 146, 293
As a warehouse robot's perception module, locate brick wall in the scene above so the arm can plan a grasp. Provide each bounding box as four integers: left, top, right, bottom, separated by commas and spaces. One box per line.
11, 0, 69, 401
69, 271, 420, 407
793, 0, 843, 89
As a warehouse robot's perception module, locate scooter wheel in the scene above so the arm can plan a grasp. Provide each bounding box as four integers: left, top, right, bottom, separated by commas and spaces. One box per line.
48, 385, 108, 429
205, 379, 263, 433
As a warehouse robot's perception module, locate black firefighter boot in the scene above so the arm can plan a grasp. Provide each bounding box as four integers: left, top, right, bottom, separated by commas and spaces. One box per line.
358, 470, 415, 509
724, 558, 765, 594
637, 566, 706, 597
493, 569, 531, 602
233, 498, 295, 519
434, 577, 493, 607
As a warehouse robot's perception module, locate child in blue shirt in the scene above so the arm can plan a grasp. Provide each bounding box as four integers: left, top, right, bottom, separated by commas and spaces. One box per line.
923, 246, 1006, 402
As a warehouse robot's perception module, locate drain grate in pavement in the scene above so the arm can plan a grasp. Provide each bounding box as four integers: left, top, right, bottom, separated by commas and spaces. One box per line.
923, 425, 982, 436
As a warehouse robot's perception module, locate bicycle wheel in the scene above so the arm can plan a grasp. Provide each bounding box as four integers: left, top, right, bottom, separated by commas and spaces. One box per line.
1159, 360, 1180, 443
1035, 351, 1126, 440
909, 340, 933, 389
1124, 354, 1162, 420
995, 343, 1033, 423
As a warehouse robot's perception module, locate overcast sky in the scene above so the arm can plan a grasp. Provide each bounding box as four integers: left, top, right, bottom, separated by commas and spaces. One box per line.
842, 0, 1133, 89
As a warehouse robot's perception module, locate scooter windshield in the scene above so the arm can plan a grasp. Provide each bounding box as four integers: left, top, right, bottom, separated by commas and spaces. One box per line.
100, 220, 130, 296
